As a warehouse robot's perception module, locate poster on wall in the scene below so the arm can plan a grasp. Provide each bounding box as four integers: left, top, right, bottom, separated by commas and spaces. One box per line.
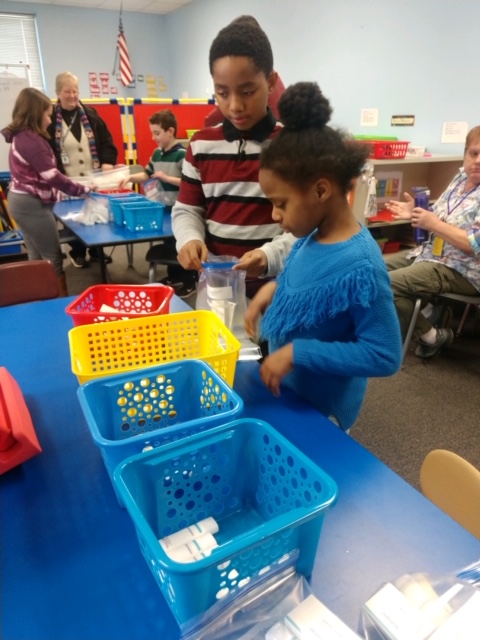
89, 72, 100, 97
158, 76, 167, 93
375, 171, 403, 204
146, 74, 158, 97
99, 72, 110, 95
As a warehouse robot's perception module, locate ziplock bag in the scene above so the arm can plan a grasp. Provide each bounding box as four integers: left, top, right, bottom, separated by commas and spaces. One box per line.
196, 255, 262, 360
143, 178, 178, 207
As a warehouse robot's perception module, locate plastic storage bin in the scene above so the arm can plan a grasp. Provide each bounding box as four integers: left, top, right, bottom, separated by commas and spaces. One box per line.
89, 192, 145, 225
0, 230, 23, 255
88, 165, 130, 189
77, 360, 243, 500
368, 140, 409, 160
120, 200, 165, 232
113, 418, 338, 625
68, 310, 241, 385
65, 284, 174, 326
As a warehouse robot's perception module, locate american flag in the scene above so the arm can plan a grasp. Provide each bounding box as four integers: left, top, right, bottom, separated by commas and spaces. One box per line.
117, 12, 133, 86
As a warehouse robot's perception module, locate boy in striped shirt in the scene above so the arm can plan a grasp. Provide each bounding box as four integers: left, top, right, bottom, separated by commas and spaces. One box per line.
172, 18, 295, 297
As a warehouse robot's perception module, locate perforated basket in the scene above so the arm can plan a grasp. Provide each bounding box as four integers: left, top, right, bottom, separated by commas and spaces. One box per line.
369, 140, 409, 160
113, 418, 338, 625
65, 284, 174, 326
120, 201, 165, 232
68, 310, 241, 385
77, 360, 243, 503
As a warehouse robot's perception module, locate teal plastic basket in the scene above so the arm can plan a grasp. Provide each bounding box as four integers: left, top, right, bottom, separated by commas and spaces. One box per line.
120, 200, 164, 232
77, 360, 243, 504
113, 418, 338, 625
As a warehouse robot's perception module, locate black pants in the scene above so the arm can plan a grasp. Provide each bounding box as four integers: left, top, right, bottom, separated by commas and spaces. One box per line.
69, 240, 100, 259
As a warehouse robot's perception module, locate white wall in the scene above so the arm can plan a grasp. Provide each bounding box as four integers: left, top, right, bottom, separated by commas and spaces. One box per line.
165, 0, 478, 154
2, 0, 478, 154
0, 0, 170, 100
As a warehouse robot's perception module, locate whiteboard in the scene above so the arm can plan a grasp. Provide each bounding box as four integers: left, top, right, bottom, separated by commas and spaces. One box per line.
0, 71, 30, 172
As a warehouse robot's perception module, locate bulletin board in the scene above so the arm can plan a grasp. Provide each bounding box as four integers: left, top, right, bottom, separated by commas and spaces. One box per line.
130, 100, 215, 168
81, 98, 128, 165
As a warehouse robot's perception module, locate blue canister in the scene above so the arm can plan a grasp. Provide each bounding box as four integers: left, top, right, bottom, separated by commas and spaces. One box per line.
412, 187, 430, 244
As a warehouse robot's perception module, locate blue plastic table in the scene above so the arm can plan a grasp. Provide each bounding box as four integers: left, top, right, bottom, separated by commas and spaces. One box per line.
53, 198, 173, 282
1, 297, 479, 640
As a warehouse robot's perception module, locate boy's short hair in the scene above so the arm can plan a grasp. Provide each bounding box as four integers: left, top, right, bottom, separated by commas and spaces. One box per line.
209, 20, 273, 77
149, 109, 178, 136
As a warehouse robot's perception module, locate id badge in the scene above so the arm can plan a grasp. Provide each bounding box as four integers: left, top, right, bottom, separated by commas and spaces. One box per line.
432, 236, 444, 257
61, 153, 70, 166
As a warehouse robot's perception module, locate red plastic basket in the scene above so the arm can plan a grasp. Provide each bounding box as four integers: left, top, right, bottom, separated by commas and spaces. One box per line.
65, 284, 174, 326
369, 140, 409, 160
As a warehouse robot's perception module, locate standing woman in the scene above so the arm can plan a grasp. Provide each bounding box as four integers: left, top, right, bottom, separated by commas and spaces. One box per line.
1, 88, 92, 295
47, 71, 118, 268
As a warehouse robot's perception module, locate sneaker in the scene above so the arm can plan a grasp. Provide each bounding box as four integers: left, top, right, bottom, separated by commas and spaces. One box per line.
89, 252, 113, 264
415, 328, 454, 359
69, 252, 89, 269
159, 276, 196, 298
176, 283, 196, 299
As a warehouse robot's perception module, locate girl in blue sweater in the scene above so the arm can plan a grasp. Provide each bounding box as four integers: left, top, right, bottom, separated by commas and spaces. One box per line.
245, 82, 401, 431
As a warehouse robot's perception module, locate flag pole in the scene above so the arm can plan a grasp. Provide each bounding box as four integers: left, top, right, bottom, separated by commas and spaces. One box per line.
112, 3, 123, 75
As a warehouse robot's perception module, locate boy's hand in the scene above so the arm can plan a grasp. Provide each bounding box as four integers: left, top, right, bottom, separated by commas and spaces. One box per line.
234, 249, 268, 278
244, 282, 277, 339
152, 170, 167, 181
118, 177, 130, 189
177, 240, 208, 270
259, 344, 294, 397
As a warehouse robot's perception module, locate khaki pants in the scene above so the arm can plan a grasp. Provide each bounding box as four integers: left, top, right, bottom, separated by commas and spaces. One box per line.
385, 250, 478, 339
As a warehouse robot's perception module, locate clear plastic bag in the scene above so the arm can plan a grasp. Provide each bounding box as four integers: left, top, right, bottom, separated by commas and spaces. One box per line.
196, 255, 262, 360
143, 178, 178, 207
181, 565, 306, 640
360, 572, 480, 640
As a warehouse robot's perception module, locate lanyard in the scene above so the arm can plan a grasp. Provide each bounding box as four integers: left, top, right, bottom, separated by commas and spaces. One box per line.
61, 110, 78, 145
446, 177, 479, 217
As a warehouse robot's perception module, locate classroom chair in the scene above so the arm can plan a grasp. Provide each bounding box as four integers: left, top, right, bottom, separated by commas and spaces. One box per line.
420, 449, 480, 539
0, 260, 60, 306
401, 292, 480, 364
145, 237, 180, 284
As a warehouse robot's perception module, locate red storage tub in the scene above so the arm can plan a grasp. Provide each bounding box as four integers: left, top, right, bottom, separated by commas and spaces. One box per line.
65, 284, 174, 326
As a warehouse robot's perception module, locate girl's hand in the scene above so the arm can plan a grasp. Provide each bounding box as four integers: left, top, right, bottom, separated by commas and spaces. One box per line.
259, 344, 294, 397
244, 282, 277, 338
386, 192, 415, 220
234, 248, 268, 278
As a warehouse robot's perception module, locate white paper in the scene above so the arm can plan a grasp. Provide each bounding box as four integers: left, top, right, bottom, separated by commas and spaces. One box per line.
360, 108, 379, 127
441, 121, 468, 144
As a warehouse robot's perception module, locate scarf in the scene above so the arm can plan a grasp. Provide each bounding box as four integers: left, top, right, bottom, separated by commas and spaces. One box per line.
54, 101, 100, 169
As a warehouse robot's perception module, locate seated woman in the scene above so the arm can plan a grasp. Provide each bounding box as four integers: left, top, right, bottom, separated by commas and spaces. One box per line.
386, 125, 480, 358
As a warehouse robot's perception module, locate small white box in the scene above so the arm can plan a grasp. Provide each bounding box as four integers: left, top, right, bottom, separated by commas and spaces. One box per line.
406, 146, 426, 157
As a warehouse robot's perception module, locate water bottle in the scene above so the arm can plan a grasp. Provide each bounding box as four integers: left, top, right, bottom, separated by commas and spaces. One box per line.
412, 187, 430, 244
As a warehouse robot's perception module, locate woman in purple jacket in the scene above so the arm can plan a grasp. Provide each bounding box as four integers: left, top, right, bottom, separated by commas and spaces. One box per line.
1, 88, 91, 295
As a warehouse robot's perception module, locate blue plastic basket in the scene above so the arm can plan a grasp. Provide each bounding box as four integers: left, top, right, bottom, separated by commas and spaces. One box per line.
120, 200, 164, 232
78, 360, 243, 503
113, 418, 338, 625
108, 194, 145, 226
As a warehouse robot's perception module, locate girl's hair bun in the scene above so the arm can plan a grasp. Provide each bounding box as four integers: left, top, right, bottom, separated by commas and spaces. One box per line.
278, 82, 332, 131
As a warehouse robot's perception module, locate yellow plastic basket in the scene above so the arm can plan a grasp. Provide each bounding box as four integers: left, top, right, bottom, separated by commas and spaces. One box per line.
68, 310, 241, 385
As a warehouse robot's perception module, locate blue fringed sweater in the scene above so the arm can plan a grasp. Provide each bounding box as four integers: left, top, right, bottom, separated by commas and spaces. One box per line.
261, 225, 401, 430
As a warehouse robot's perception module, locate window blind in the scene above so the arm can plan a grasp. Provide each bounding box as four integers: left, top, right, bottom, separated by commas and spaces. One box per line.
0, 12, 45, 91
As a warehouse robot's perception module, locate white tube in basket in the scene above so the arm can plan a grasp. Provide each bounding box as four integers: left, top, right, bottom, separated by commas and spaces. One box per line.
158, 517, 219, 552
168, 532, 219, 563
